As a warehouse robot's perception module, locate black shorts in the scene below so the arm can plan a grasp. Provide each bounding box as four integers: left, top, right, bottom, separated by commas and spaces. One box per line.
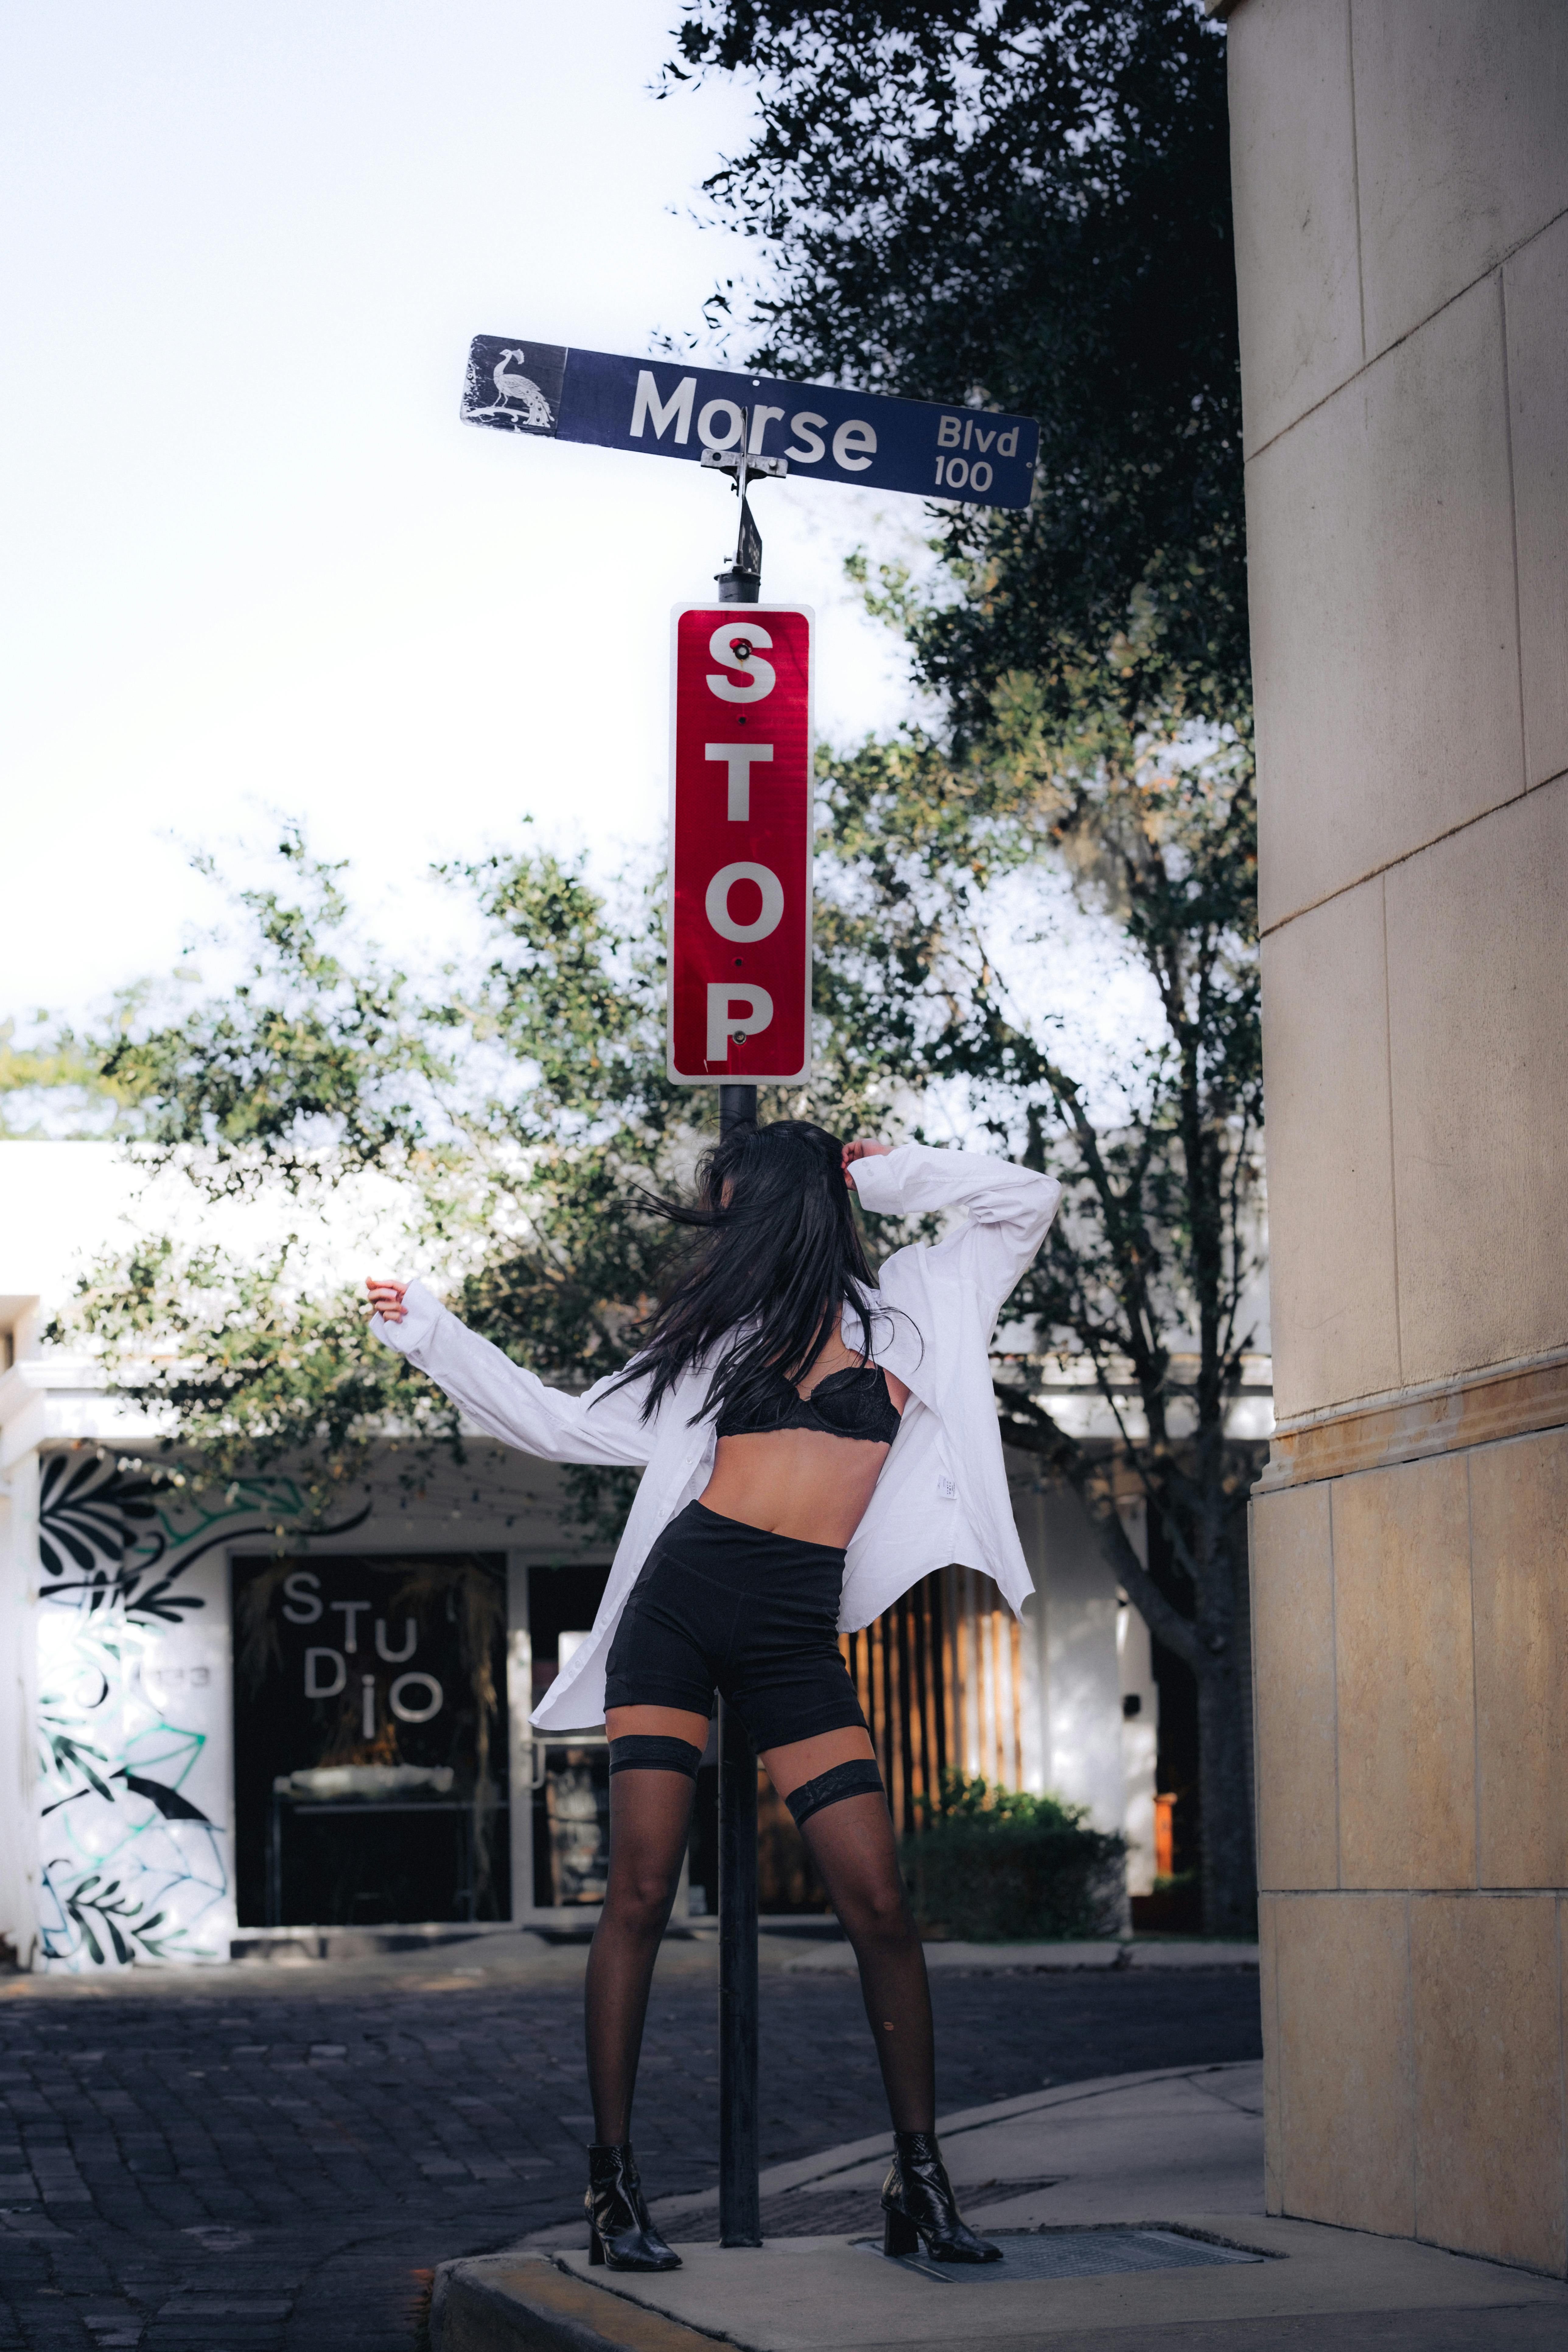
602, 1500, 868, 1755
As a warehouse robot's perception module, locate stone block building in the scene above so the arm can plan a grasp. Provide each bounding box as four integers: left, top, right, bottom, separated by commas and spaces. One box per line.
1221, 0, 1568, 2280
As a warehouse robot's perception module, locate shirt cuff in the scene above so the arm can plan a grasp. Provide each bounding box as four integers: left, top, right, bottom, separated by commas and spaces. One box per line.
846, 1145, 913, 1213
370, 1277, 444, 1358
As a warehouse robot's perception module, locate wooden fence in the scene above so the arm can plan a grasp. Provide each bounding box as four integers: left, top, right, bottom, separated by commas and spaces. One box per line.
756, 1561, 1025, 1908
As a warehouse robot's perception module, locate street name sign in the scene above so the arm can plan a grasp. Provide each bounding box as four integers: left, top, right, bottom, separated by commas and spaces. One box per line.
667, 605, 813, 1086
463, 337, 1038, 510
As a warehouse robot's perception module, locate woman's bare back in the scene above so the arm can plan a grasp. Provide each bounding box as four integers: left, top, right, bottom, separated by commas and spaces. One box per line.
697, 1328, 909, 1549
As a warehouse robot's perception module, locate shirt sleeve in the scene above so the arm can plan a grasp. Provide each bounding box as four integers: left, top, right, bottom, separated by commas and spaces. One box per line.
847, 1144, 1062, 1313
370, 1279, 656, 1467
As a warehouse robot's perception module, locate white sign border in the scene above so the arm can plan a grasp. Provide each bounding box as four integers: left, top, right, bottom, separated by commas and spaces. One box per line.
665, 601, 815, 1088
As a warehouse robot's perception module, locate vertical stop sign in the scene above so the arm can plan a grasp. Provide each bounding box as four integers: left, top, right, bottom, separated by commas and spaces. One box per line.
667, 604, 813, 1085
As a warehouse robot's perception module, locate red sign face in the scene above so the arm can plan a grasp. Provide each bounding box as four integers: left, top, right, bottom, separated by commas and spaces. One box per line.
667, 604, 813, 1084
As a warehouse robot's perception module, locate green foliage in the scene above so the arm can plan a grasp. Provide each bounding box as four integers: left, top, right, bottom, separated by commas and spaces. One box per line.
817, 706, 1262, 1602
666, 0, 1245, 737
54, 1236, 462, 1521
93, 830, 451, 1189
665, 1, 1260, 1930
0, 1014, 148, 1138
45, 831, 910, 1531
929, 1769, 1097, 1830
818, 710, 1262, 1934
903, 1772, 1125, 1942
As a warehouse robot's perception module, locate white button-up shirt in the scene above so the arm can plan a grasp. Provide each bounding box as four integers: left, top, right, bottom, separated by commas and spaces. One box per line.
372, 1143, 1061, 1731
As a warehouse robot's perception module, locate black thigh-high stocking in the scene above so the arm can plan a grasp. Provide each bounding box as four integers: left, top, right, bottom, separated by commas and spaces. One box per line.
584, 1767, 695, 2145
799, 1793, 936, 2133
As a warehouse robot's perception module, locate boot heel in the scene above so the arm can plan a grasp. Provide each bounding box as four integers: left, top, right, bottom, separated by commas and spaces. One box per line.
883, 2206, 919, 2259
589, 2227, 604, 2266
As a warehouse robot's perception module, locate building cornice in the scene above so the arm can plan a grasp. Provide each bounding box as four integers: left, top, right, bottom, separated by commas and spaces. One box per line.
1256, 1346, 1568, 1492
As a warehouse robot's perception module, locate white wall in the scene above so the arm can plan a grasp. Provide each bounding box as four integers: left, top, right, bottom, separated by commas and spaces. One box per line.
1118, 1598, 1160, 1898
1013, 1475, 1159, 1889
0, 1449, 40, 1966
1038, 1486, 1123, 1834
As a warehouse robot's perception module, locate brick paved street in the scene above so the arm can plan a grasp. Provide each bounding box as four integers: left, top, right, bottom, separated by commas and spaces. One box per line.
0, 1940, 1261, 2352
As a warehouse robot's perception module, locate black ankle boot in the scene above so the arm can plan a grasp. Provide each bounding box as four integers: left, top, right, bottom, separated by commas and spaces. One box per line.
881, 2129, 1002, 2263
585, 2142, 681, 2272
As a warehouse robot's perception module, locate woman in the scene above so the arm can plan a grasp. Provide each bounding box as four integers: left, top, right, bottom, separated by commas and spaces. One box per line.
367, 1123, 1059, 2270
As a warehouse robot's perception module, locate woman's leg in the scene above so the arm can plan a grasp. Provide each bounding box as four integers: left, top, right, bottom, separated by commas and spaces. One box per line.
761, 1728, 935, 2134
585, 1706, 709, 2145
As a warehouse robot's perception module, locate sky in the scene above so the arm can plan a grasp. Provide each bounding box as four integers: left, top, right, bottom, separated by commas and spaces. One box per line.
0, 0, 922, 1027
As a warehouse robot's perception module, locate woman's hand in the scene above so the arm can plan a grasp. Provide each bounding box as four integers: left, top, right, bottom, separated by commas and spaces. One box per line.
841, 1138, 893, 1188
365, 1276, 409, 1324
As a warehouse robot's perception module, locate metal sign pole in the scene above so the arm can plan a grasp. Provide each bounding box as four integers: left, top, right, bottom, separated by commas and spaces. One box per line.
715, 415, 763, 2250
716, 1677, 760, 2247
460, 329, 1035, 2257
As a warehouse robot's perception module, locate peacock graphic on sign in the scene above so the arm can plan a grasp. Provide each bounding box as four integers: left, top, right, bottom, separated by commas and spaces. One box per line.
464, 345, 554, 429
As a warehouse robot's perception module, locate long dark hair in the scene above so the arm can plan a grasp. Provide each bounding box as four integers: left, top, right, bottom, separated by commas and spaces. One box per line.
617, 1119, 880, 1426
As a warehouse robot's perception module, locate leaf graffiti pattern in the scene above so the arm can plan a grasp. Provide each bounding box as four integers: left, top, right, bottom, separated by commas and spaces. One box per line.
33, 1454, 362, 1971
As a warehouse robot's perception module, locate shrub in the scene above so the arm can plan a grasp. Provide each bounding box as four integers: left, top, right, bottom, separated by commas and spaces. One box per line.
902, 1773, 1126, 1943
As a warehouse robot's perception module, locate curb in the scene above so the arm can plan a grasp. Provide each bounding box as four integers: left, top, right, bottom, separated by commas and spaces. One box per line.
432, 2252, 719, 2352
772, 1937, 1260, 1973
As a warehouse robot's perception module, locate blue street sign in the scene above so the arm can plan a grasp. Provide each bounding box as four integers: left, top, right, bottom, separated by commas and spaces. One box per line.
462, 337, 1038, 511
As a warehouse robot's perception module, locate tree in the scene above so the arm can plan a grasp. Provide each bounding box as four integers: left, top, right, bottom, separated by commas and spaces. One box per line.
662, 0, 1263, 1930
817, 706, 1262, 1937
665, 0, 1245, 738
43, 832, 886, 1533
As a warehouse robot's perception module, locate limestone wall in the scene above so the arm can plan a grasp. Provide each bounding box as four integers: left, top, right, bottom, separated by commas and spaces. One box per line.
1229, 0, 1568, 2273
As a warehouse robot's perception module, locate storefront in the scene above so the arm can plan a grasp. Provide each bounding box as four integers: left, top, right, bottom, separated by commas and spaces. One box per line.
0, 1150, 1254, 1972
0, 1353, 629, 1966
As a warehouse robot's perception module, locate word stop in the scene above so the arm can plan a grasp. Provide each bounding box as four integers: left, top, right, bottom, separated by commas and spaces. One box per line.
668, 605, 813, 1084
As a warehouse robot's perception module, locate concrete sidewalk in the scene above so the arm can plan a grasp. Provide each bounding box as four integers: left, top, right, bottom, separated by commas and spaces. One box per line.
434, 2062, 1568, 2351
761, 1932, 1261, 1974
569, 2060, 1269, 2245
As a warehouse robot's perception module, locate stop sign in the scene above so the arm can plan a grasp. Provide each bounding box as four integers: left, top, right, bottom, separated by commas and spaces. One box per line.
667, 604, 813, 1084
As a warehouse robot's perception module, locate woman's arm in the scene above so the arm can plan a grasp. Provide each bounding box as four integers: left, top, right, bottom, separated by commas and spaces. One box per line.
844, 1143, 1061, 1311
366, 1277, 655, 1468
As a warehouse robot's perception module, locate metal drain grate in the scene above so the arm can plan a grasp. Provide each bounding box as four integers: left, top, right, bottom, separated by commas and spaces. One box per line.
852, 2226, 1266, 2284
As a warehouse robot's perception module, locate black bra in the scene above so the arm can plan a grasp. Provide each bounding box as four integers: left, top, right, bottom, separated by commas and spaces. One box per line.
716, 1361, 902, 1447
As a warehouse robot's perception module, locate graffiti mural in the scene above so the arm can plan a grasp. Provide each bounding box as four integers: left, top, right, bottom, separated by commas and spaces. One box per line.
34, 1449, 368, 1972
